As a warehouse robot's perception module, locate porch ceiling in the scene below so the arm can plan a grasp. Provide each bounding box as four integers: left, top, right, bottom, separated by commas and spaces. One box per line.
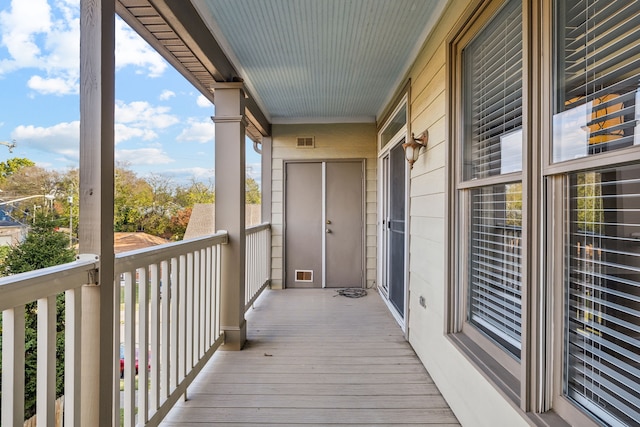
117, 0, 447, 135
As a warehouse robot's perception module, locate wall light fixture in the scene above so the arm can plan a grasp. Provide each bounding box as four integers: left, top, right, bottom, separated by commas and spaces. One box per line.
402, 130, 428, 169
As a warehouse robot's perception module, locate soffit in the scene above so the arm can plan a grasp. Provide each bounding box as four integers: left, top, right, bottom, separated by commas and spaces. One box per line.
117, 0, 447, 133
193, 0, 448, 124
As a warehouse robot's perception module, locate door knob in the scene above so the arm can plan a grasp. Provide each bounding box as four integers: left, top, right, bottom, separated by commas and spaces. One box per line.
326, 228, 332, 233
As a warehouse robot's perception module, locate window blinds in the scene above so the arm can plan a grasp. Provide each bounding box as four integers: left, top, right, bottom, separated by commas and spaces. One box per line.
469, 183, 523, 357
463, 0, 523, 180
462, 0, 523, 359
566, 165, 640, 426
555, 0, 640, 161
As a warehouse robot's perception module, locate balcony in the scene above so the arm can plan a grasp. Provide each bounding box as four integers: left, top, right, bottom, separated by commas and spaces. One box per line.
0, 223, 458, 426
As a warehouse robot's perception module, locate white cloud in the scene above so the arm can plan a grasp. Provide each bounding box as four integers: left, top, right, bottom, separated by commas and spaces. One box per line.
116, 147, 174, 165
114, 123, 158, 145
164, 167, 215, 183
11, 120, 79, 160
196, 94, 212, 108
0, 1, 167, 95
27, 75, 77, 95
115, 100, 179, 129
159, 89, 175, 101
115, 17, 166, 78
0, 0, 52, 74
0, 0, 79, 95
176, 118, 214, 144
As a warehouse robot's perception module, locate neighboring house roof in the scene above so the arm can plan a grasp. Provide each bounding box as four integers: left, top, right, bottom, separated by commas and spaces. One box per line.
0, 220, 25, 227
114, 232, 169, 254
183, 204, 215, 241
0, 221, 28, 246
183, 204, 262, 240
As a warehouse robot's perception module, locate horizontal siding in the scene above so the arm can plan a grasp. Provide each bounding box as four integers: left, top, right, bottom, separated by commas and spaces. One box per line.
270, 123, 377, 289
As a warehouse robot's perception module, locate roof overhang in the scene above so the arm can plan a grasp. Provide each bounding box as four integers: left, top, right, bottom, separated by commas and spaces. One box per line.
117, 0, 271, 140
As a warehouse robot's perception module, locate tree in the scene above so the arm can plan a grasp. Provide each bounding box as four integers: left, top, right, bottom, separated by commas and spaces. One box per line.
0, 157, 35, 183
0, 165, 63, 223
0, 213, 76, 420
175, 178, 215, 207
246, 177, 261, 204
2, 214, 76, 274
114, 163, 153, 232
168, 206, 193, 241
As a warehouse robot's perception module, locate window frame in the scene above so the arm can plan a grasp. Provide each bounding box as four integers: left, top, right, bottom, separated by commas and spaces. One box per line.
448, 0, 640, 424
447, 0, 532, 402
547, 1, 640, 424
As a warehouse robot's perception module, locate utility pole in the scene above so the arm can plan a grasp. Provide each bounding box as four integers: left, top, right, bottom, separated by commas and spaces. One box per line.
68, 195, 73, 247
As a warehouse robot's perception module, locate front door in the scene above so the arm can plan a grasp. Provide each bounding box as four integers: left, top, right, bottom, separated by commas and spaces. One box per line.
285, 161, 364, 288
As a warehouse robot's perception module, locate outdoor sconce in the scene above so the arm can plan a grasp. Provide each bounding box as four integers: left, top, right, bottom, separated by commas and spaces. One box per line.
402, 130, 429, 169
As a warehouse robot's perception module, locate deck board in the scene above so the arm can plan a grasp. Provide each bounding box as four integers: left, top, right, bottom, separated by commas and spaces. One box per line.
161, 289, 459, 425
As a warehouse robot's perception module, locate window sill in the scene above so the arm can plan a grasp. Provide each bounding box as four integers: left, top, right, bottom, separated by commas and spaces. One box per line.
447, 332, 570, 427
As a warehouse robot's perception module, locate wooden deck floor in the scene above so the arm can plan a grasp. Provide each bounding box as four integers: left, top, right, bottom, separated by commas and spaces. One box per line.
161, 289, 460, 426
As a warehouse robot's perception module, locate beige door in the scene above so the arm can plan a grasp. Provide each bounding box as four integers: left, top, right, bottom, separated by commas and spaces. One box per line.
285, 161, 364, 288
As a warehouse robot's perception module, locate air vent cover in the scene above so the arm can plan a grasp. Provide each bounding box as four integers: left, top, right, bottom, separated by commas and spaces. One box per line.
296, 136, 314, 148
295, 270, 313, 282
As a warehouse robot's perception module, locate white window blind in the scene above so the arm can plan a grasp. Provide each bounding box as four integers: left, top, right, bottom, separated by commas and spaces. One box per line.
463, 0, 523, 180
554, 0, 640, 162
469, 183, 522, 357
565, 165, 640, 426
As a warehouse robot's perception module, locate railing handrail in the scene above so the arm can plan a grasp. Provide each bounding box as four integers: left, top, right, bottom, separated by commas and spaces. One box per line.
244, 223, 271, 312
246, 222, 271, 234
1, 225, 270, 426
115, 231, 228, 272
0, 254, 99, 311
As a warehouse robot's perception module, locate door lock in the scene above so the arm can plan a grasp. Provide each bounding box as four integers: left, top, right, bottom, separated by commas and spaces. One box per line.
326, 220, 332, 224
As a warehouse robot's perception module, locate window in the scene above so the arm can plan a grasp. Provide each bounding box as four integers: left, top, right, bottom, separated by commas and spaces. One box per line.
459, 0, 524, 361
553, 1, 640, 163
554, 1, 640, 424
449, 0, 640, 424
564, 166, 640, 426
469, 183, 522, 358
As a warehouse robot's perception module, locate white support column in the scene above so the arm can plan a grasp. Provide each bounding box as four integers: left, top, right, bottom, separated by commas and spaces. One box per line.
213, 82, 247, 350
79, 0, 115, 425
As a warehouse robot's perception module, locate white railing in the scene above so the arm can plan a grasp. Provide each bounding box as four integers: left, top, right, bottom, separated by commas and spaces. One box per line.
114, 232, 228, 427
0, 225, 270, 427
0, 254, 99, 427
245, 223, 271, 312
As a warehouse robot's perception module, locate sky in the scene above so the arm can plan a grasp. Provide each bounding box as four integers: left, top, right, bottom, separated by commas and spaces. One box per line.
0, 0, 261, 186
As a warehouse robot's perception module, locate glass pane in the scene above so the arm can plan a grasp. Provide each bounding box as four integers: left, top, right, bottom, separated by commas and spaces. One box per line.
553, 0, 640, 162
564, 164, 640, 425
389, 142, 406, 316
462, 0, 523, 180
381, 104, 406, 149
468, 182, 522, 358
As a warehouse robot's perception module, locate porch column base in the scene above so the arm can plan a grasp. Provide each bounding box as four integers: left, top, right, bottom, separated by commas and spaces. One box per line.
221, 320, 247, 351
